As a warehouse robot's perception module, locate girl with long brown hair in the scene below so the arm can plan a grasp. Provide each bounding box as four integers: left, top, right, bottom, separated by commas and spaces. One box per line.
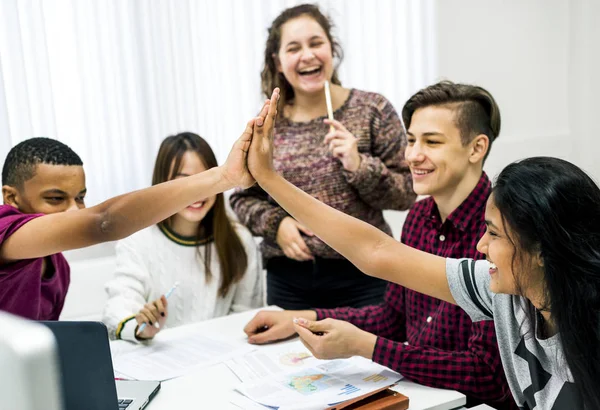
104, 132, 262, 342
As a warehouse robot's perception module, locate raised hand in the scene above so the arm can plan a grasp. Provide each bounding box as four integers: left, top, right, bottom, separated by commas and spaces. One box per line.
135, 295, 168, 340
222, 118, 258, 189
323, 119, 361, 172
248, 88, 280, 181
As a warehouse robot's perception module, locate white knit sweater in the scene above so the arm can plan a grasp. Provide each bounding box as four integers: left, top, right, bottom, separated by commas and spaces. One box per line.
103, 223, 263, 342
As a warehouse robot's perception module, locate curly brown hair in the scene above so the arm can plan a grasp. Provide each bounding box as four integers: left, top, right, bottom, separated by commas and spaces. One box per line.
261, 4, 344, 117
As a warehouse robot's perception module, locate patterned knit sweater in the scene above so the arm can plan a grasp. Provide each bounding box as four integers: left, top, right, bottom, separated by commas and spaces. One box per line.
103, 223, 263, 342
230, 89, 416, 260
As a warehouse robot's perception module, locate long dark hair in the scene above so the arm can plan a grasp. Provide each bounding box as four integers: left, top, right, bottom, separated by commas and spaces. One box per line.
261, 3, 344, 117
152, 132, 248, 297
493, 157, 600, 408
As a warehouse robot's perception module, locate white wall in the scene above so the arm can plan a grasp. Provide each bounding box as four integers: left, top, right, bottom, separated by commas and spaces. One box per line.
567, 0, 600, 181
434, 0, 600, 182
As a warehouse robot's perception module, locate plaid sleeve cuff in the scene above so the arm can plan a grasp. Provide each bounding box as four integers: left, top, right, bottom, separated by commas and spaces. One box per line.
372, 336, 402, 368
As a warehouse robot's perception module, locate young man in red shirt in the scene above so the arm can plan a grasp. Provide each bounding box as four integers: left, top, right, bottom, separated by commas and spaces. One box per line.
244, 81, 515, 409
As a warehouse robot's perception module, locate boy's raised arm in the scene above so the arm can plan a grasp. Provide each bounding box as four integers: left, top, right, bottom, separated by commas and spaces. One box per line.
248, 89, 455, 304
0, 119, 259, 263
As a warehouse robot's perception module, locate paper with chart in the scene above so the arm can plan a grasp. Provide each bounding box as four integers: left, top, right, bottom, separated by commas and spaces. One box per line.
226, 342, 315, 383
231, 340, 402, 409
113, 331, 255, 381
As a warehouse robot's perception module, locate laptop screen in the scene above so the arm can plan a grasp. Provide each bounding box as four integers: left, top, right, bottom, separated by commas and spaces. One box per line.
41, 321, 120, 410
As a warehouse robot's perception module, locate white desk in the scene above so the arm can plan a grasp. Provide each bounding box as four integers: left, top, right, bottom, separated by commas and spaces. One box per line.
110, 309, 466, 410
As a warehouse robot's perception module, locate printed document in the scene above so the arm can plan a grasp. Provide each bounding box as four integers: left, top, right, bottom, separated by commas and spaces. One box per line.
231, 340, 402, 409
113, 331, 254, 381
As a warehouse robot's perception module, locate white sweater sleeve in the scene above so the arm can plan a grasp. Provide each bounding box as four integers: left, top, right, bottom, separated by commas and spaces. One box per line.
103, 237, 151, 342
230, 225, 264, 313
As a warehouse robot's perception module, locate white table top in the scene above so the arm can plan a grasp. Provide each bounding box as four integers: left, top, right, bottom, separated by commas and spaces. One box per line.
110, 308, 466, 410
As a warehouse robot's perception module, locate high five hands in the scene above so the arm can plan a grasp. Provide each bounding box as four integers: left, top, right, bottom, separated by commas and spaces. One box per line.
220, 87, 280, 190
246, 88, 280, 182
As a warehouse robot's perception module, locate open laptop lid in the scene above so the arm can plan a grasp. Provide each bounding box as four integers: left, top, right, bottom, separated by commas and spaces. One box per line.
40, 321, 159, 410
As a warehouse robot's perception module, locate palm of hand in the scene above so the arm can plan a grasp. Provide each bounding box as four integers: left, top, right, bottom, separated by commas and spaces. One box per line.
247, 137, 273, 177
227, 147, 255, 189
223, 122, 256, 189
248, 89, 280, 179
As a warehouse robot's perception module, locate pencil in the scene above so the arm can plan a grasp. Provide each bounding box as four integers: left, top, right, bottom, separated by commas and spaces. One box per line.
136, 281, 180, 336
324, 80, 334, 133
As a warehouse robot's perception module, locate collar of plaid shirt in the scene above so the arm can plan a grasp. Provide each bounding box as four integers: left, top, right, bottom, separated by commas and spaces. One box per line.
414, 172, 492, 233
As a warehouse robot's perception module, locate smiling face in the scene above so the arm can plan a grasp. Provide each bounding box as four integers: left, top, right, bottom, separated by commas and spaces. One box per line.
170, 151, 216, 227
476, 195, 545, 298
476, 197, 519, 295
2, 163, 86, 214
406, 106, 480, 198
275, 15, 334, 96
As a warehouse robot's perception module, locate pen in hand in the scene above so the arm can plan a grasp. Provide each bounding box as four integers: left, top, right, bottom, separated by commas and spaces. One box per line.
136, 281, 179, 336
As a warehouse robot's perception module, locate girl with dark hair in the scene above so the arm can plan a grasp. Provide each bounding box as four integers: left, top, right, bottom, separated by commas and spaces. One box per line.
104, 132, 263, 342
230, 4, 415, 310
246, 92, 599, 409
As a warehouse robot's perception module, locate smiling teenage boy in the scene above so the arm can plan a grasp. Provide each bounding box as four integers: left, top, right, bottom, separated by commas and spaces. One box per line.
244, 81, 516, 409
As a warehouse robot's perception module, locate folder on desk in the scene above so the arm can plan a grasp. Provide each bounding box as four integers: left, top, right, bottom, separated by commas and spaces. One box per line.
326, 386, 409, 410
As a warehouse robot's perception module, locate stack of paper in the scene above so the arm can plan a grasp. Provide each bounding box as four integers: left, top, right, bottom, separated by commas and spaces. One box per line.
113, 332, 255, 381
228, 341, 402, 409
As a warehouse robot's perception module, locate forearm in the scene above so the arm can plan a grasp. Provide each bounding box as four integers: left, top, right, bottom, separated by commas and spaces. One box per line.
93, 166, 232, 241
257, 172, 451, 302
2, 166, 234, 262
354, 332, 377, 359
316, 304, 402, 339
259, 174, 388, 272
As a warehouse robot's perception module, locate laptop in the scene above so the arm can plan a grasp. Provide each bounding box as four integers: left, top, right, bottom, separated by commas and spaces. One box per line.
41, 321, 161, 410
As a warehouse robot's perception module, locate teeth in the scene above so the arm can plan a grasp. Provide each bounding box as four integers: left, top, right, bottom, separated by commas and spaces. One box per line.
413, 169, 432, 175
490, 263, 497, 269
299, 66, 321, 74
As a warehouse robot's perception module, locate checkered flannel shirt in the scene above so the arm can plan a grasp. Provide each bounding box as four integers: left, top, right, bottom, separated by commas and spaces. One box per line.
316, 173, 514, 406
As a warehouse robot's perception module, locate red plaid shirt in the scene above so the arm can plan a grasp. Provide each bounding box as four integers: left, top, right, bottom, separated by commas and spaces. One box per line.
316, 173, 515, 408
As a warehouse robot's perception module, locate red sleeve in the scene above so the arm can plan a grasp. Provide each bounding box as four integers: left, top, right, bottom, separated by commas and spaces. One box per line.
373, 318, 512, 402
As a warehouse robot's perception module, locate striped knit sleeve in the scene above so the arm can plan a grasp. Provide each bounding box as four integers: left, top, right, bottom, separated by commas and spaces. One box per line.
446, 258, 495, 322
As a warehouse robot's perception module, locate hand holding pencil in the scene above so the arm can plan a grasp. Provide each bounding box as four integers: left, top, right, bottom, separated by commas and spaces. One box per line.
135, 282, 179, 340
323, 81, 361, 172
